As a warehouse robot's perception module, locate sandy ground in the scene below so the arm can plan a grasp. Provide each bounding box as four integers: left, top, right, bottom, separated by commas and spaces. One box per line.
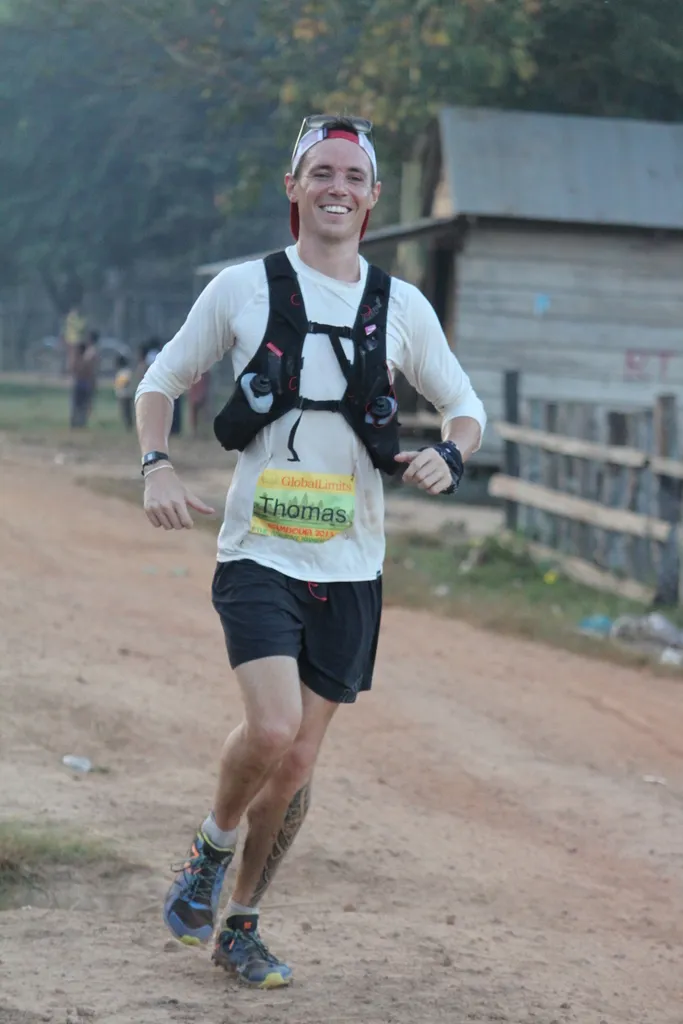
1, 454, 682, 1024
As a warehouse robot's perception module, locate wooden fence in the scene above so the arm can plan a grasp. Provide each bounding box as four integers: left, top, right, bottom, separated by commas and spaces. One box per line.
488, 371, 683, 603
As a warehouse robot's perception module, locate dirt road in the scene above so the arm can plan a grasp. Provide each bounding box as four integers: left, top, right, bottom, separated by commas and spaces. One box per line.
1, 456, 682, 1024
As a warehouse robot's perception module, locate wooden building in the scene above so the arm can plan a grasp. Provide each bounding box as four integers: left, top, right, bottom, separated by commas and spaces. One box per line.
196, 107, 683, 468
386, 106, 683, 466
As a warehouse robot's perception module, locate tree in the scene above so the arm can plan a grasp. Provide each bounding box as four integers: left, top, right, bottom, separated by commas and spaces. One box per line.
0, 0, 280, 312
524, 0, 683, 121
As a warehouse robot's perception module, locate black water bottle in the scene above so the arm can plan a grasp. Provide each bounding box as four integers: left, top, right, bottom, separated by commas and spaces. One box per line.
367, 395, 397, 427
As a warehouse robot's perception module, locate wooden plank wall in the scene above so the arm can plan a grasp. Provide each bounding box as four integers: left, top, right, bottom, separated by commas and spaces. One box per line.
493, 392, 683, 590
516, 403, 659, 579
454, 223, 683, 466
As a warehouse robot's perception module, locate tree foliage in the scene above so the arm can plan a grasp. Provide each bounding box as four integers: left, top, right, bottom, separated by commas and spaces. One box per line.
118, 0, 683, 219
0, 0, 282, 310
257, 0, 683, 169
1, 0, 682, 309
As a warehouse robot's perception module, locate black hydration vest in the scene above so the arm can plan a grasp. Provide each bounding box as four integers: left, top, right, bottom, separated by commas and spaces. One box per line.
213, 250, 401, 475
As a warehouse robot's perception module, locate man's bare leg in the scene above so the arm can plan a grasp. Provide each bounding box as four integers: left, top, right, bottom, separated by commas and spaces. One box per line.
212, 684, 338, 987
163, 655, 303, 945
229, 685, 338, 907
249, 782, 312, 907
211, 656, 304, 831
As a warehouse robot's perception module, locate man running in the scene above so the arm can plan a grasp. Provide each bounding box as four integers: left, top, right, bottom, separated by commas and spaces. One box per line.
135, 114, 486, 989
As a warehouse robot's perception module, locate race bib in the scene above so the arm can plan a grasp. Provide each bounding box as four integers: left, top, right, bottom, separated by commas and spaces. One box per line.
250, 469, 355, 543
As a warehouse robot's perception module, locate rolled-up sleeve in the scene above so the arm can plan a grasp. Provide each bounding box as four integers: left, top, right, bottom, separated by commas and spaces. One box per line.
392, 283, 487, 451
135, 269, 234, 404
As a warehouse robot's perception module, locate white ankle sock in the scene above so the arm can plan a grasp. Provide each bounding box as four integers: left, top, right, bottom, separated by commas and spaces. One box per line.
201, 812, 238, 850
226, 899, 259, 919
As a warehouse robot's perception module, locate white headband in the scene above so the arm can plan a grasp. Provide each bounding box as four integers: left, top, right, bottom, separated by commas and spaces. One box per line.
291, 127, 378, 180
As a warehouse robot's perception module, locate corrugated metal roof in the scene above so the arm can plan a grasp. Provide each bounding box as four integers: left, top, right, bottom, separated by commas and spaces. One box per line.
438, 107, 683, 230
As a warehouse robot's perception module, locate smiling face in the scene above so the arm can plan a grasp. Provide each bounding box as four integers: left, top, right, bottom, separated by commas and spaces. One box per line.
285, 137, 381, 243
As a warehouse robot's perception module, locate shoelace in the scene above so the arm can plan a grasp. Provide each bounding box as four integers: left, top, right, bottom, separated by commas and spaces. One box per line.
171, 852, 220, 903
226, 928, 280, 965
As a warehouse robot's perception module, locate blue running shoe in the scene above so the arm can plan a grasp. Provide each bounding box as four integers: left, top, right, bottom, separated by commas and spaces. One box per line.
212, 914, 292, 988
163, 830, 235, 945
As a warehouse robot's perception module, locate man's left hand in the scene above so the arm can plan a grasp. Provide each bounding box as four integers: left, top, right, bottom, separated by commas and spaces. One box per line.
394, 448, 453, 495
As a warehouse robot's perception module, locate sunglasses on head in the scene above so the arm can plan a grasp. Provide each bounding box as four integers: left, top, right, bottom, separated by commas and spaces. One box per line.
304, 114, 373, 134
292, 113, 375, 158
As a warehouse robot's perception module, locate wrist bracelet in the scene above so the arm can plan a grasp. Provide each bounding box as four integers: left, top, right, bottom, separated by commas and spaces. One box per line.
142, 462, 174, 479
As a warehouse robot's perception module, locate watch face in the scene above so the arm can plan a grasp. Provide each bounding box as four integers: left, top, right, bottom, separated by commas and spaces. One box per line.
143, 452, 167, 467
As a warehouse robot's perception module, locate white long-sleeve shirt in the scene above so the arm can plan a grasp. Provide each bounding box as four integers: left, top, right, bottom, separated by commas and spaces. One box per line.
136, 245, 486, 582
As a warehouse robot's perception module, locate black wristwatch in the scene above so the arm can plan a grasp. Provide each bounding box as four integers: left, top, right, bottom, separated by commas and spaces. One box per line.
141, 450, 170, 476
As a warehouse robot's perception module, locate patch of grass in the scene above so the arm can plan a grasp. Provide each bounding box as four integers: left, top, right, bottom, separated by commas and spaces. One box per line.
384, 532, 683, 670
0, 380, 123, 439
0, 376, 236, 472
0, 820, 117, 910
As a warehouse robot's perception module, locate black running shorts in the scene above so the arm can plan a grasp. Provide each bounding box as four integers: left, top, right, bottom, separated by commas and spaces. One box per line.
211, 558, 382, 704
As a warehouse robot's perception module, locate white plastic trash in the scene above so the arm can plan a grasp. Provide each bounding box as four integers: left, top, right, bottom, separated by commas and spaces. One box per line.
62, 755, 93, 773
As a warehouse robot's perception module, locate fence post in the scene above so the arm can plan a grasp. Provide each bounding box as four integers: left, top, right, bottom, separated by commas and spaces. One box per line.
653, 395, 681, 606
503, 370, 520, 531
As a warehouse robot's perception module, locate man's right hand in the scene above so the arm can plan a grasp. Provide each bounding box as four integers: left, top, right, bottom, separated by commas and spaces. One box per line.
143, 465, 215, 530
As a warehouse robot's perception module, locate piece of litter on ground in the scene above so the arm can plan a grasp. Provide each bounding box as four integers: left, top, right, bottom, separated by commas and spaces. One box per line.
170, 567, 189, 577
660, 647, 683, 667
458, 545, 484, 575
433, 583, 450, 597
578, 615, 613, 637
62, 755, 93, 773
612, 612, 683, 648
642, 775, 667, 786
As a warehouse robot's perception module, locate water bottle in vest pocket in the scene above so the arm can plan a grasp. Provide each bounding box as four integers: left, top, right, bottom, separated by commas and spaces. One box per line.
214, 348, 284, 452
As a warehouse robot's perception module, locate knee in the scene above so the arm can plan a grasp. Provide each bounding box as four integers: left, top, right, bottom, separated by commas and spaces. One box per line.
244, 716, 301, 766
276, 737, 319, 792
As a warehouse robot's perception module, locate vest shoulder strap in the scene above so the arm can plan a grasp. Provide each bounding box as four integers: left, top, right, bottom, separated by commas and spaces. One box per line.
348, 264, 391, 392
263, 251, 391, 340
353, 264, 391, 336
263, 249, 295, 283
263, 250, 309, 340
